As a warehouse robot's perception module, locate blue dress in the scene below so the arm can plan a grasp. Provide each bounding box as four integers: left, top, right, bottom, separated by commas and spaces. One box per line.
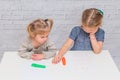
69, 26, 105, 50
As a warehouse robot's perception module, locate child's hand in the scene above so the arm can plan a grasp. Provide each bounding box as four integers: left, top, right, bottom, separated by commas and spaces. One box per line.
89, 33, 96, 39
52, 55, 62, 64
31, 54, 45, 60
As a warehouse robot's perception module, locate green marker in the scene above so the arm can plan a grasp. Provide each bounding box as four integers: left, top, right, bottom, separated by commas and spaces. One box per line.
31, 63, 46, 68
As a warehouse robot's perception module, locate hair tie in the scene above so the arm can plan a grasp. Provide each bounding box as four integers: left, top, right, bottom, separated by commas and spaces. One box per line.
44, 19, 48, 22
97, 9, 104, 15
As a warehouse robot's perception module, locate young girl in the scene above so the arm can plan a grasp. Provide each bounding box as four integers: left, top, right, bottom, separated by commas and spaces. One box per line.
18, 18, 57, 60
52, 8, 105, 64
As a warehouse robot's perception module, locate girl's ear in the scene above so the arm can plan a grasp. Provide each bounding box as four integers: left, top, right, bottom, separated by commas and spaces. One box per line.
30, 33, 36, 38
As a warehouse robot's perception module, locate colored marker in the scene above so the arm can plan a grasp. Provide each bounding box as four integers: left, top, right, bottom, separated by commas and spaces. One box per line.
62, 57, 66, 65
31, 63, 46, 68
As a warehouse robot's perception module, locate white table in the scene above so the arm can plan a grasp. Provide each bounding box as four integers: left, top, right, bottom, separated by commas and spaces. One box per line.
0, 50, 120, 80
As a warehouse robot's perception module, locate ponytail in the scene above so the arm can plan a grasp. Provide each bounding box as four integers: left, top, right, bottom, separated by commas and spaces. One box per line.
44, 19, 53, 30
27, 23, 35, 38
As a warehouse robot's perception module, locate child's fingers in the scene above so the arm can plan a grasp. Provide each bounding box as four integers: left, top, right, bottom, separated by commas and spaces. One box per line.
52, 57, 57, 64
32, 54, 37, 56
31, 55, 43, 61
52, 56, 59, 64
55, 56, 61, 63
31, 55, 36, 58
31, 55, 38, 60
52, 59, 55, 64
31, 56, 36, 60
56, 58, 60, 63
31, 57, 37, 60
31, 57, 39, 60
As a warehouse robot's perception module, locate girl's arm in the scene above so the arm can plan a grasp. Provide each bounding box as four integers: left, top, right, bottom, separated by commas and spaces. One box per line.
18, 39, 33, 59
89, 34, 103, 54
58, 38, 74, 57
30, 40, 56, 60
52, 38, 74, 64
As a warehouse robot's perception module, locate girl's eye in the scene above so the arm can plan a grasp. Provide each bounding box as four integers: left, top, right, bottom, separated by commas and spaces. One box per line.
40, 35, 48, 38
41, 36, 44, 38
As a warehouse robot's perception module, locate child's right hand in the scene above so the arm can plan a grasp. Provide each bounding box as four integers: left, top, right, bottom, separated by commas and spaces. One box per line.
52, 54, 62, 64
31, 54, 45, 60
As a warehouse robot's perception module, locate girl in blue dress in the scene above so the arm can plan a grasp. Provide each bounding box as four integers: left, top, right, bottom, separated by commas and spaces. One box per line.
52, 8, 105, 64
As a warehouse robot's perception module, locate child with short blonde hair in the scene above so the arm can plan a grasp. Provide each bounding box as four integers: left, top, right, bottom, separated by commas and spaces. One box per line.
18, 18, 57, 60
52, 8, 105, 64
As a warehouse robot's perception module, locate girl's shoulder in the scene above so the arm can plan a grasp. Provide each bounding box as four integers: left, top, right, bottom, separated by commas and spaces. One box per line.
72, 26, 82, 30
24, 36, 32, 43
71, 26, 82, 31
71, 26, 82, 34
97, 28, 105, 34
21, 36, 33, 47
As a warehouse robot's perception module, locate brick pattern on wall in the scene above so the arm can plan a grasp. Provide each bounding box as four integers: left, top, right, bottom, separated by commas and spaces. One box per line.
0, 0, 120, 70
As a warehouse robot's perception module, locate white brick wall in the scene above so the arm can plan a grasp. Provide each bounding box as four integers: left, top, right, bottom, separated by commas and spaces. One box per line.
0, 0, 120, 70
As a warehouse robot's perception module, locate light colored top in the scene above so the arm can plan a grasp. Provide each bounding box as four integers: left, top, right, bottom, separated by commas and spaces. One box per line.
18, 37, 57, 59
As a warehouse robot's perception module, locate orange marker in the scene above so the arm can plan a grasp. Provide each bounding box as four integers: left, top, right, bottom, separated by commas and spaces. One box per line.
62, 57, 66, 65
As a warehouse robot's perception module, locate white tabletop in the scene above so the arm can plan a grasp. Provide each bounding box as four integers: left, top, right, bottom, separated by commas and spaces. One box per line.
0, 50, 120, 80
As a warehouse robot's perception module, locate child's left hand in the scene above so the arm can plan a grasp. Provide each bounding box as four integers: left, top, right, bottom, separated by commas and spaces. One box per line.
89, 33, 96, 39
31, 54, 45, 60
52, 54, 62, 64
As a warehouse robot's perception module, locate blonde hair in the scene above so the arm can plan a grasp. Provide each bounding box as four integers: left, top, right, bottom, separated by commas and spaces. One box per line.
82, 8, 103, 27
27, 18, 53, 38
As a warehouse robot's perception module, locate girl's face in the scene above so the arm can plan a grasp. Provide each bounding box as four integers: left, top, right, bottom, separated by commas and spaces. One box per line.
34, 33, 49, 45
82, 26, 99, 34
